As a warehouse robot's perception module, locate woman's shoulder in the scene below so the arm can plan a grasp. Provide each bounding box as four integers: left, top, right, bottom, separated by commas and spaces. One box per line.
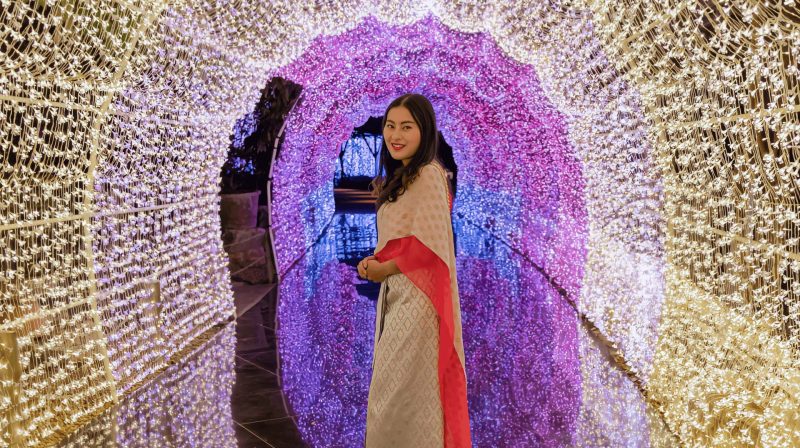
411, 162, 448, 191
420, 162, 446, 177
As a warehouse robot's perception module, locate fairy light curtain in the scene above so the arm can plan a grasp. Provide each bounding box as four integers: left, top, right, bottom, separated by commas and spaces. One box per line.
589, 1, 800, 445
1, 0, 797, 446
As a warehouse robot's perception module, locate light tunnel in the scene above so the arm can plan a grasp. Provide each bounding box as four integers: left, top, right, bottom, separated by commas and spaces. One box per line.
270, 15, 592, 447
271, 15, 587, 295
2, 1, 799, 447
267, 15, 666, 447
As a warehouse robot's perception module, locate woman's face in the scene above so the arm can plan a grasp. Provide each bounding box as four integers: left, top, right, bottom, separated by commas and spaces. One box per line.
383, 106, 421, 166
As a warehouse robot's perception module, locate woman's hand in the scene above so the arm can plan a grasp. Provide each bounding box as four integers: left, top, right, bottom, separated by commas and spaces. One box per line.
358, 256, 389, 282
366, 259, 389, 282
358, 255, 374, 280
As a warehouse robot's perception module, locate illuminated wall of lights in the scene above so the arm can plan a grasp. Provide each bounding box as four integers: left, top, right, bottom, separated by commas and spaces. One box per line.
589, 2, 800, 445
58, 324, 237, 447
333, 135, 383, 184
1, 0, 797, 446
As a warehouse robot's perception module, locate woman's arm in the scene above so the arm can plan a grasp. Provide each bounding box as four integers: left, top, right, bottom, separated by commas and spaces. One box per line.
379, 259, 401, 276
365, 258, 401, 282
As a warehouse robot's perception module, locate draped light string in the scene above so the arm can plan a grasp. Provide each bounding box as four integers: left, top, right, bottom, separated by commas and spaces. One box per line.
58, 323, 236, 447
587, 1, 800, 446
1, 0, 796, 446
1, 1, 152, 445
483, 3, 668, 386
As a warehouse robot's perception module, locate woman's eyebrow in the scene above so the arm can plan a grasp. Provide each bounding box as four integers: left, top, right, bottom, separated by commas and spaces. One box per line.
386, 119, 414, 124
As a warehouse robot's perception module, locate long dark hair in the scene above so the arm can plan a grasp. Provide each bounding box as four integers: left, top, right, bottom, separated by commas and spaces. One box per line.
370, 93, 442, 211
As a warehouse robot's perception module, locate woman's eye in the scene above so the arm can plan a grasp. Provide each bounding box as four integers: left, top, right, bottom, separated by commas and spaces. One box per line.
403, 126, 410, 130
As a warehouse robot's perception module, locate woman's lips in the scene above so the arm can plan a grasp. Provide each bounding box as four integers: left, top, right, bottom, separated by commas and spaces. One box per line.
391, 144, 405, 151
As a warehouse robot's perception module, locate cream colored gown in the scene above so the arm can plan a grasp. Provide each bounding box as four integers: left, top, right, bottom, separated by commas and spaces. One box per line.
365, 162, 469, 448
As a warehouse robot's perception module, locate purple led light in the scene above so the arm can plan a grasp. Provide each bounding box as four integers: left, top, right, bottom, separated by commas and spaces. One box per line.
269, 15, 592, 446
270, 15, 587, 299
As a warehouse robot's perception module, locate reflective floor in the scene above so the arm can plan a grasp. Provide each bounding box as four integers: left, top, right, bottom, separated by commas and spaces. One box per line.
59, 206, 678, 447
58, 283, 306, 448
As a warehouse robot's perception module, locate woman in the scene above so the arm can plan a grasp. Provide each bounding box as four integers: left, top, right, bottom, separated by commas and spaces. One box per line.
357, 93, 472, 448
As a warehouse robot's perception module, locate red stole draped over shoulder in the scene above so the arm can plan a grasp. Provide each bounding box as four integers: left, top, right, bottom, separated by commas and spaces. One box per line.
374, 186, 471, 448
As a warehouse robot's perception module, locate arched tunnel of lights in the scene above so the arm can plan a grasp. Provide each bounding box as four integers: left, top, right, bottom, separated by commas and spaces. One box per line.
271, 16, 594, 447
2, 1, 799, 447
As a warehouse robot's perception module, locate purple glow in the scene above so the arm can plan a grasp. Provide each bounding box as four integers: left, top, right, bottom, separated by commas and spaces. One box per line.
271, 15, 587, 298
270, 16, 589, 446
275, 210, 661, 446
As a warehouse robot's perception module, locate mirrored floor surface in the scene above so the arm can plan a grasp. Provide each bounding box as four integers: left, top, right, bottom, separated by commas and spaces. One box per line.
58, 208, 678, 447
276, 211, 678, 448
57, 283, 306, 448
